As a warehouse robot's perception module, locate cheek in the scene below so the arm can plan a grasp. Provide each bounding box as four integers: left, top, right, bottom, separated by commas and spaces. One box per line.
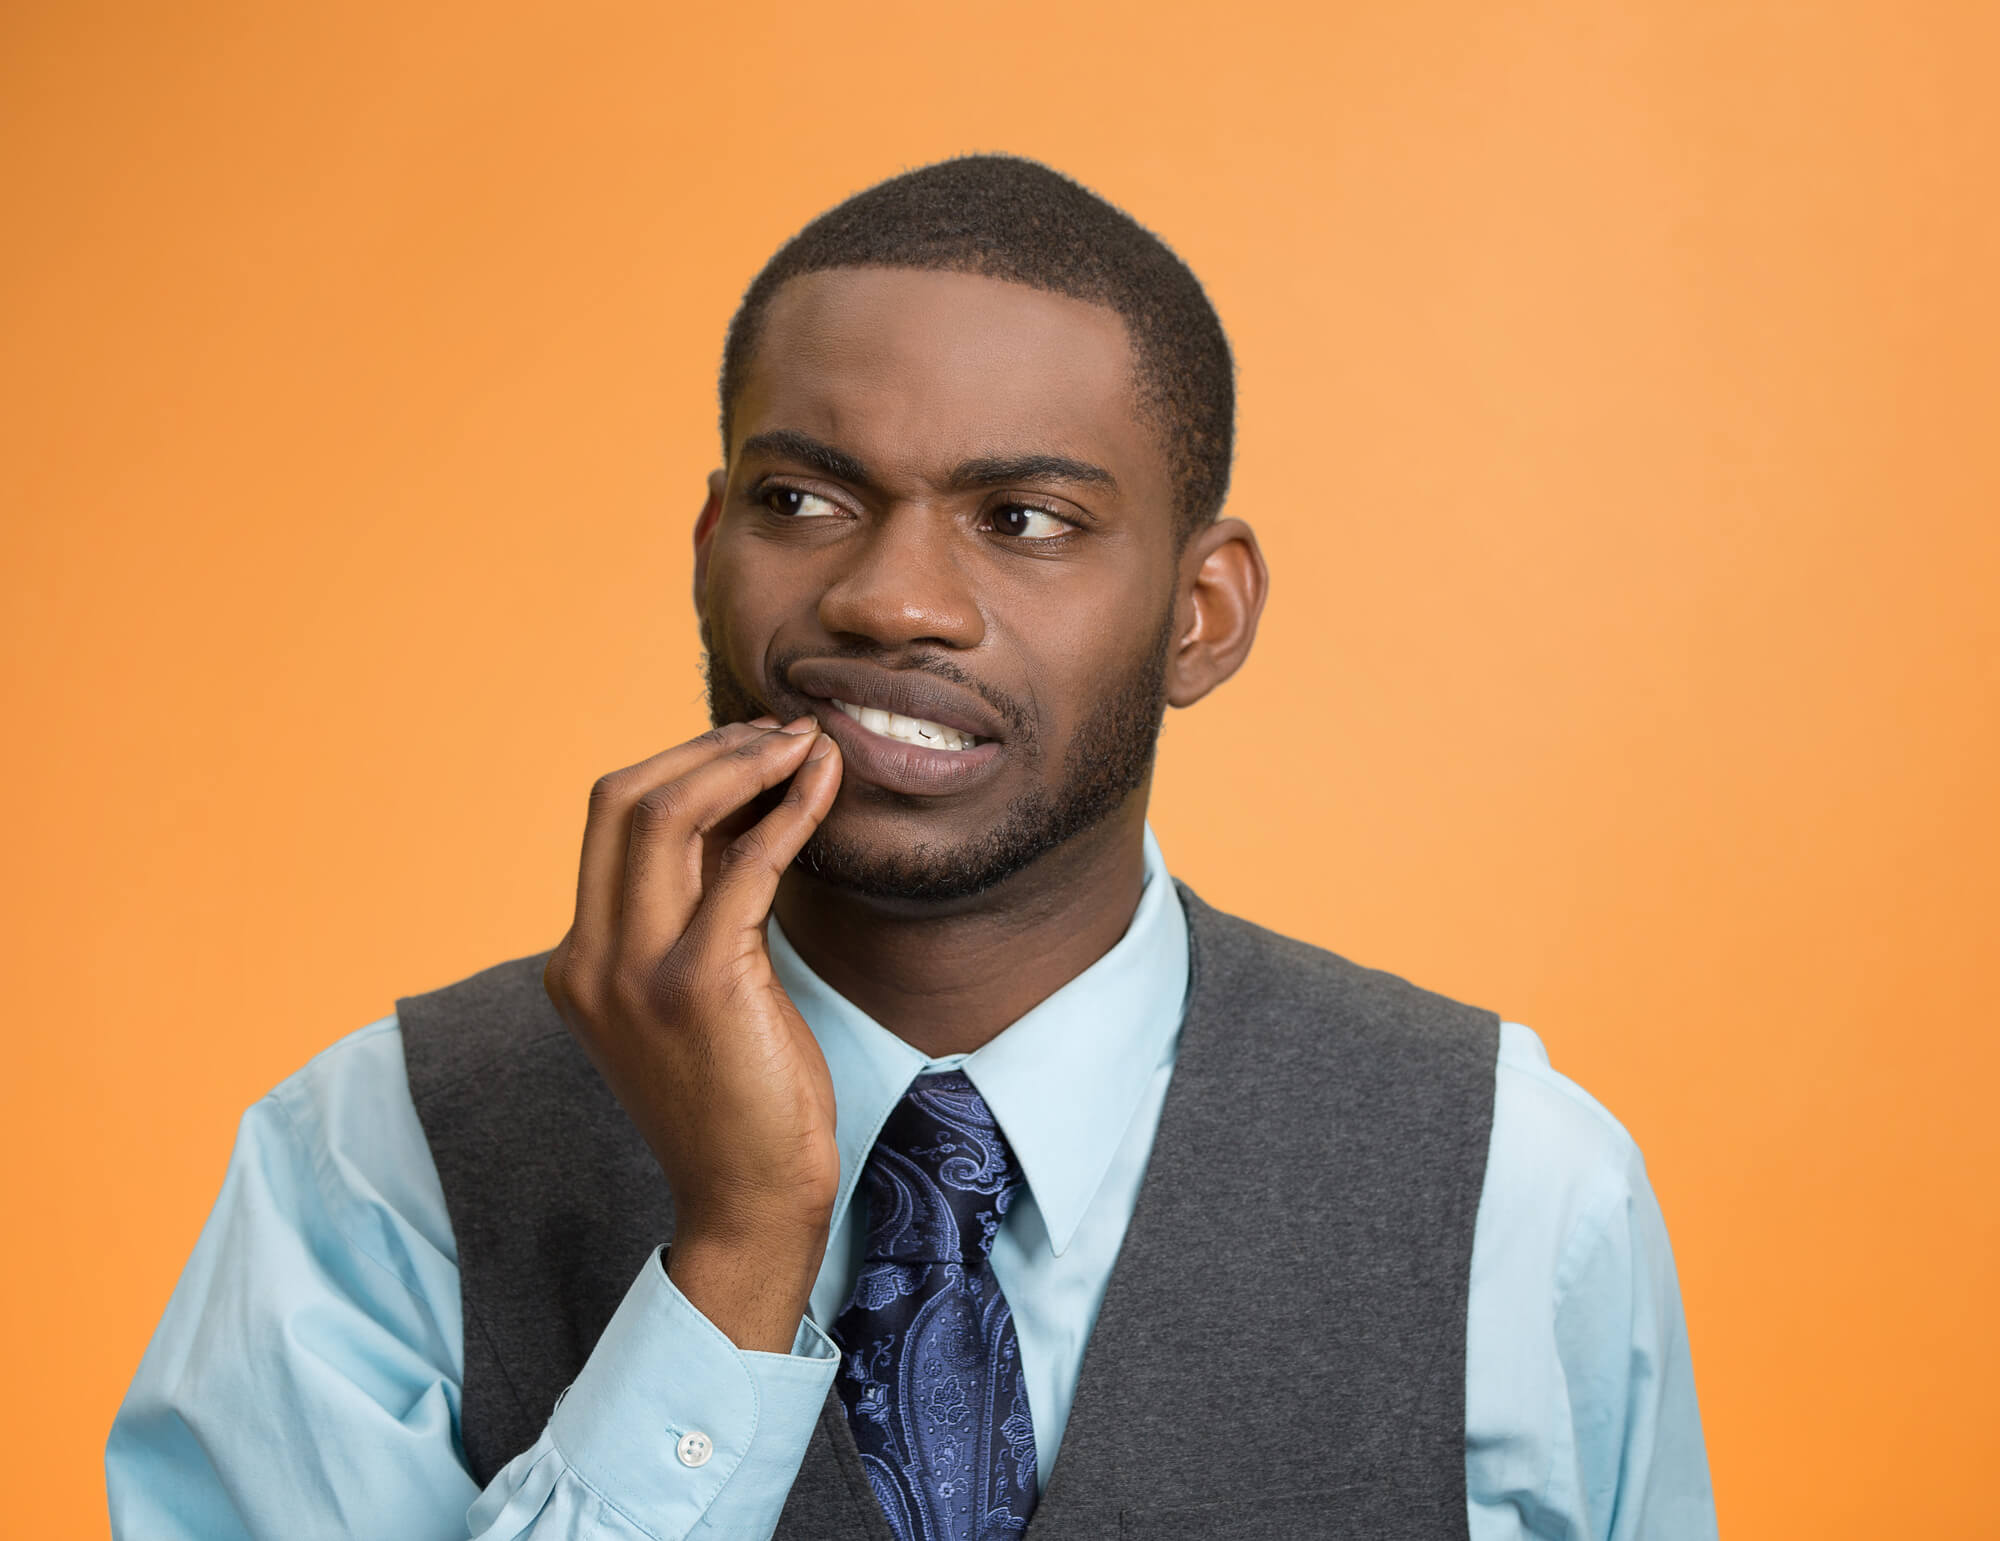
1012, 596, 1147, 732
704, 539, 794, 669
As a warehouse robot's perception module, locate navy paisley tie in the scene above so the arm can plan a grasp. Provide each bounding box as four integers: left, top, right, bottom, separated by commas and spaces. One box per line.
831, 1071, 1039, 1541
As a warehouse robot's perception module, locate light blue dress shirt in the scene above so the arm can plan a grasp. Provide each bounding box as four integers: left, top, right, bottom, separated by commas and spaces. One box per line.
108, 829, 1717, 1539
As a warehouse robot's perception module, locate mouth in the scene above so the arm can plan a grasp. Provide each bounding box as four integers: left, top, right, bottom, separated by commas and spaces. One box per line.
825, 699, 987, 753
783, 656, 1009, 796
785, 656, 1007, 743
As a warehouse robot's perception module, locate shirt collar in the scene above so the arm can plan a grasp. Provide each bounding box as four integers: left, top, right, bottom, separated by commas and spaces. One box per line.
767, 824, 1190, 1258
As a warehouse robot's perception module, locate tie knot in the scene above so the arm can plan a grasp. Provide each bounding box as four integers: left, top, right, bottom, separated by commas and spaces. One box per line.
858, 1071, 1025, 1266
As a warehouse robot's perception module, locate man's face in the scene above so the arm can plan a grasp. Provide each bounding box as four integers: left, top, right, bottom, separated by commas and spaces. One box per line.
697, 267, 1186, 903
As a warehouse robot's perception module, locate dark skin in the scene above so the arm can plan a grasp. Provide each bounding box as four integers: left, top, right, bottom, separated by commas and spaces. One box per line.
543, 267, 1267, 1352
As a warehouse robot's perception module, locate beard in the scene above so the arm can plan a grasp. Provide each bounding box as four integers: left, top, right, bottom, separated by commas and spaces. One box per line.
701, 606, 1174, 903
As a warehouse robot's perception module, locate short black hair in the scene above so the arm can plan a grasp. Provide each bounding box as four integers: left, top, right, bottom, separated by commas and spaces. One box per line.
719, 154, 1234, 544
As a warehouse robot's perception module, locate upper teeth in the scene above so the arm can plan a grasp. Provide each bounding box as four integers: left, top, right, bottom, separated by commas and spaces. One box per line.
830, 699, 978, 751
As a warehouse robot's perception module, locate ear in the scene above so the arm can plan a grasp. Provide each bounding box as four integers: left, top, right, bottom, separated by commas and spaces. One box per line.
1164, 517, 1268, 709
691, 468, 726, 620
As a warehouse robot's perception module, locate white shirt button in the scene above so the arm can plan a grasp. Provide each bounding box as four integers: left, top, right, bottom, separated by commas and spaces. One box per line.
676, 1430, 714, 1468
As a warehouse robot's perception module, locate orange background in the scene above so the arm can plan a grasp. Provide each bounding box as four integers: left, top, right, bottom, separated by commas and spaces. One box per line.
4, 2, 1996, 1533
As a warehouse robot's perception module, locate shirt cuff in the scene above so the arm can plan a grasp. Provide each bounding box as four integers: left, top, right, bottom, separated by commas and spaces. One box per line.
547, 1246, 838, 1535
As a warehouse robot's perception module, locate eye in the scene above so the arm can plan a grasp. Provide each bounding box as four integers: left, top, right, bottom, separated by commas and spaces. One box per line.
763, 487, 844, 519
985, 503, 1076, 541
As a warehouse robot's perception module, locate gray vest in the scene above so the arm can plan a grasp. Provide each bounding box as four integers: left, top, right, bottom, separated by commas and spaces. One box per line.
399, 885, 1499, 1539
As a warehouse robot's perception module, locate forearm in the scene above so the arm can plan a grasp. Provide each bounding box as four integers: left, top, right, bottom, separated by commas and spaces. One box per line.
468, 1249, 837, 1539
108, 1076, 837, 1541
112, 1245, 836, 1541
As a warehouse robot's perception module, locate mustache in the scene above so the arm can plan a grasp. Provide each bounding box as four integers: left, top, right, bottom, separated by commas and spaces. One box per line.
769, 642, 1033, 739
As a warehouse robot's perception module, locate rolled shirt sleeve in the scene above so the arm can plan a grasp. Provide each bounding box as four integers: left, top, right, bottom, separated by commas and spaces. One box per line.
107, 1019, 837, 1541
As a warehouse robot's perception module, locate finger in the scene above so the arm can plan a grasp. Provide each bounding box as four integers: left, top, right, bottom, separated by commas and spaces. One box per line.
619, 721, 824, 952
566, 720, 774, 977
683, 734, 842, 958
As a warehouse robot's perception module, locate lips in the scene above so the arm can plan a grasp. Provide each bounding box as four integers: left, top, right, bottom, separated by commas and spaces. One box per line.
785, 658, 1007, 743
783, 657, 1009, 796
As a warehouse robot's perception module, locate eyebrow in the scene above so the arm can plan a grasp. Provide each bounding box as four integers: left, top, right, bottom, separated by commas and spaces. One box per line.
944, 454, 1118, 494
738, 430, 1118, 498
739, 429, 871, 484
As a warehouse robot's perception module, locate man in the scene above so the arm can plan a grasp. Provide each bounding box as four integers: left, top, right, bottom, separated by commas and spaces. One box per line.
109, 156, 1717, 1539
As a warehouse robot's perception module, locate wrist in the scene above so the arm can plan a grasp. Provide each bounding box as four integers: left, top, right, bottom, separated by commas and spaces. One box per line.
666, 1228, 827, 1355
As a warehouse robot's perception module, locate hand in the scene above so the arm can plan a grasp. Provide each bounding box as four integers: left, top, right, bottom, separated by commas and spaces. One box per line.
542, 716, 844, 1351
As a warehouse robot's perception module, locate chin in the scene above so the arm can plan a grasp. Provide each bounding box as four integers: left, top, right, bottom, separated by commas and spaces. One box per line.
793, 817, 1007, 906
794, 781, 1130, 907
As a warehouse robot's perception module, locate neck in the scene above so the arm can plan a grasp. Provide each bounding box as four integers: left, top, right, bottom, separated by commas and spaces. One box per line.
772, 799, 1151, 1058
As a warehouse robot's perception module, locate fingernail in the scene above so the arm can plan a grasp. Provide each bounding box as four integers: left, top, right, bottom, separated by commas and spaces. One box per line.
780, 715, 818, 734
807, 733, 837, 760
748, 714, 780, 729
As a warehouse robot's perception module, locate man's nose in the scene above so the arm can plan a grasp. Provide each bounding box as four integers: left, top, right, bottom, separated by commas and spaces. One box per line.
816, 505, 985, 651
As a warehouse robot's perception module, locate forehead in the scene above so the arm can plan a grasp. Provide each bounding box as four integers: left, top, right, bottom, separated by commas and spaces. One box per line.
734, 268, 1165, 498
